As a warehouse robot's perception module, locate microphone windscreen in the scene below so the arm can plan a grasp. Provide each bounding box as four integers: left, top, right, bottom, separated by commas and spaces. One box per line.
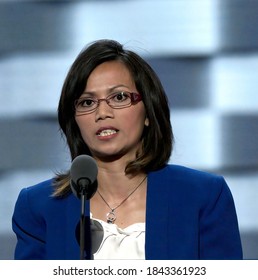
70, 155, 98, 199
70, 155, 98, 185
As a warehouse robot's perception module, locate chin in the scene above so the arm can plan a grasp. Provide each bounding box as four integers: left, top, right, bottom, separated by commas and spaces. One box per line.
93, 149, 136, 163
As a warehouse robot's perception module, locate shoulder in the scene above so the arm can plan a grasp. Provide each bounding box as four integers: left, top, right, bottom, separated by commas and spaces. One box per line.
150, 164, 224, 184
147, 165, 236, 218
14, 179, 57, 216
148, 164, 230, 199
17, 179, 55, 201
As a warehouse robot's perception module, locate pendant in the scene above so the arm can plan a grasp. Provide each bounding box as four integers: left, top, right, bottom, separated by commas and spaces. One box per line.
106, 210, 116, 224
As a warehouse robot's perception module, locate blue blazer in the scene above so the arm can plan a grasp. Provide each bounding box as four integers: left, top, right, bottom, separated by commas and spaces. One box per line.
12, 165, 243, 260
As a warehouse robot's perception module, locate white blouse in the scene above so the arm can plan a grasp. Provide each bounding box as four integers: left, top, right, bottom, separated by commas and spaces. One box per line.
90, 216, 145, 259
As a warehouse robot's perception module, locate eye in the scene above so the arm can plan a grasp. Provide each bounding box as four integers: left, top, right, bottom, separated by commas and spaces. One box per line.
77, 98, 96, 107
112, 92, 130, 102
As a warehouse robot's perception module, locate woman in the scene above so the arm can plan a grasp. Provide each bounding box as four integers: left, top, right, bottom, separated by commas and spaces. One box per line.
12, 39, 243, 260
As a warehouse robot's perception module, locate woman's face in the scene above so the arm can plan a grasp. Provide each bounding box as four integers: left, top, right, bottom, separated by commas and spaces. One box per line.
75, 60, 149, 162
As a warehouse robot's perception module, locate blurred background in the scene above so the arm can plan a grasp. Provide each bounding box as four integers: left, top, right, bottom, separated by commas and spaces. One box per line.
0, 0, 257, 259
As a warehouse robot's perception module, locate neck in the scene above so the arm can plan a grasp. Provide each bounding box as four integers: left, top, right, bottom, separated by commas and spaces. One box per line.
99, 171, 146, 198
94, 158, 145, 199
90, 157, 147, 227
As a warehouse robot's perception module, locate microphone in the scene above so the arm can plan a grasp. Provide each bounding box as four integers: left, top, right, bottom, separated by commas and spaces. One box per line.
70, 155, 98, 260
70, 155, 98, 199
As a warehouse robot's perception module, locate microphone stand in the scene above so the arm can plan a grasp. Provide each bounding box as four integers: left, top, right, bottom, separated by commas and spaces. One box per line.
78, 179, 92, 260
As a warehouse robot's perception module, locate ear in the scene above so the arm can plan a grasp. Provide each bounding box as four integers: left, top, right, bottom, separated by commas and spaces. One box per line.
144, 117, 149, 127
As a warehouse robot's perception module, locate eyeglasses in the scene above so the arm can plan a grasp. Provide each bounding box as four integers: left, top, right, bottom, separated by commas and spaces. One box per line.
74, 91, 142, 115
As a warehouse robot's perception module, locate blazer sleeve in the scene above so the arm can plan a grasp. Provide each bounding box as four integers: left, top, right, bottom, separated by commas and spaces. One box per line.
12, 188, 46, 260
199, 176, 243, 259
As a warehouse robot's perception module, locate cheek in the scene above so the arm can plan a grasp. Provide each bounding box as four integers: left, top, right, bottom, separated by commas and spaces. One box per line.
123, 108, 146, 135
75, 117, 93, 141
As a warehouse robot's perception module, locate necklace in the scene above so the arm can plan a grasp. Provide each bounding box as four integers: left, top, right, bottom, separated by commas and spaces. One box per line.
97, 175, 147, 224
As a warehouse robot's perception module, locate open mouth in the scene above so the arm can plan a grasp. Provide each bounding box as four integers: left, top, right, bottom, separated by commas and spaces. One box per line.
97, 129, 118, 137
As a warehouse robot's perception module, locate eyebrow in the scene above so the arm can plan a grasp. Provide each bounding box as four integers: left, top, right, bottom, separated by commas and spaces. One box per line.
82, 84, 131, 96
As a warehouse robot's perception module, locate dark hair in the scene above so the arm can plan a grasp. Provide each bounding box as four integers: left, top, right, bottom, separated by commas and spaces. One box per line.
54, 39, 173, 196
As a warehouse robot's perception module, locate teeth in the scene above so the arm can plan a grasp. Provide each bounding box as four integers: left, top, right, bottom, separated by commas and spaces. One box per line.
98, 129, 117, 137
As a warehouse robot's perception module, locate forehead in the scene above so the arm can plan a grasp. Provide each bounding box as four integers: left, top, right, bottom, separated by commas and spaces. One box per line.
86, 61, 134, 87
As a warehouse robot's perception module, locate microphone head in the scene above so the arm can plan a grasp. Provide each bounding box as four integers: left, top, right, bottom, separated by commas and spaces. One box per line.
70, 155, 98, 199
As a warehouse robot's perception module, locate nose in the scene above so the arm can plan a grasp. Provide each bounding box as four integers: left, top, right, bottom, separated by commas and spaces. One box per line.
95, 100, 114, 121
